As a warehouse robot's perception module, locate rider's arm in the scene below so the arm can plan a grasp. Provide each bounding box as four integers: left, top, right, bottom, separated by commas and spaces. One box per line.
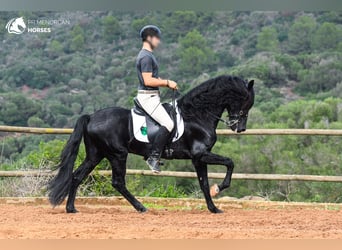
140, 56, 177, 89
142, 72, 168, 87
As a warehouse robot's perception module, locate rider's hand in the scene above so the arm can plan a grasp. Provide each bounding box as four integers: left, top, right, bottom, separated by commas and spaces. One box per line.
167, 80, 178, 90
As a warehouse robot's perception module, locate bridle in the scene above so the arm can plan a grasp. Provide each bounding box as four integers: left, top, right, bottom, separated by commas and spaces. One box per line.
173, 90, 248, 128
227, 110, 248, 127
207, 110, 247, 127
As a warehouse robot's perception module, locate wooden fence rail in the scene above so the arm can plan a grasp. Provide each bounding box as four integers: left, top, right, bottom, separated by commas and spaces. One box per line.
1, 125, 342, 136
1, 170, 342, 183
0, 126, 73, 134
1, 126, 342, 183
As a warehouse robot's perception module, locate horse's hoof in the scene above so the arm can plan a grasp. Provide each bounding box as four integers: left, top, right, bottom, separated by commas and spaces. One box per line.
138, 206, 148, 213
210, 207, 223, 214
66, 208, 78, 213
210, 184, 220, 197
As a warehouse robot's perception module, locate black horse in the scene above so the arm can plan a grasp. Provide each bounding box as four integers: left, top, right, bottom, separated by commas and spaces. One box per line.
48, 75, 254, 213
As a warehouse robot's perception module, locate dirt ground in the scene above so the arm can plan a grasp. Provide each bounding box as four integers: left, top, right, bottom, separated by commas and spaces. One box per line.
1, 197, 342, 239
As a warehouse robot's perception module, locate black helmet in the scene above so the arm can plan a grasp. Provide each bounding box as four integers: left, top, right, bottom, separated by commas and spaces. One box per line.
140, 25, 161, 41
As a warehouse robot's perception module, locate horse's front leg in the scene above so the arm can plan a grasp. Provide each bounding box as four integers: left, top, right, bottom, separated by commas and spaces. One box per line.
193, 160, 223, 213
199, 151, 234, 196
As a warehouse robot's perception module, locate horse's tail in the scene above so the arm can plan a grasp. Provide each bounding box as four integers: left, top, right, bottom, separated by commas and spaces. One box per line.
48, 115, 90, 207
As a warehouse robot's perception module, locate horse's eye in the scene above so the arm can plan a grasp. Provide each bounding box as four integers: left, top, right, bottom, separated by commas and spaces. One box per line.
239, 110, 243, 116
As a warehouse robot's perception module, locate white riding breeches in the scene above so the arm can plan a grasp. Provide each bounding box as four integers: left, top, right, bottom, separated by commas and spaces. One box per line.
136, 92, 174, 132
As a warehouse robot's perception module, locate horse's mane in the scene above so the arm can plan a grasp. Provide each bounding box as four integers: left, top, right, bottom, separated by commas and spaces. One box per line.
177, 75, 248, 120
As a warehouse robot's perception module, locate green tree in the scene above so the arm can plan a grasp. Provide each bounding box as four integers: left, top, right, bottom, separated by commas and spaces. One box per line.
288, 16, 316, 53
48, 40, 63, 54
296, 60, 342, 93
312, 22, 341, 50
71, 25, 84, 37
131, 16, 157, 33
179, 47, 207, 76
256, 27, 279, 52
70, 25, 85, 51
31, 70, 50, 89
164, 11, 198, 40
0, 93, 41, 126
275, 54, 303, 80
27, 116, 47, 127
230, 29, 250, 45
179, 29, 206, 49
103, 16, 121, 43
178, 30, 215, 76
70, 34, 85, 51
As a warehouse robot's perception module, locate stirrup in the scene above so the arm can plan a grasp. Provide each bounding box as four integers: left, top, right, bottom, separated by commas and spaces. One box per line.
146, 157, 161, 173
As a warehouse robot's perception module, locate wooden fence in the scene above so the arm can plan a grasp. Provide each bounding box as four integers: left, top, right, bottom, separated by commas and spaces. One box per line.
1, 125, 342, 135
1, 170, 342, 183
1, 125, 342, 183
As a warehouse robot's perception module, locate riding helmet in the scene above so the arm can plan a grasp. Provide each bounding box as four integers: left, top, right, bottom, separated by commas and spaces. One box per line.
140, 25, 161, 41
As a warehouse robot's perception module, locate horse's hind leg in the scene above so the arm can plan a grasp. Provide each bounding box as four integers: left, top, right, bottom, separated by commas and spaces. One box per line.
109, 154, 147, 213
66, 153, 102, 213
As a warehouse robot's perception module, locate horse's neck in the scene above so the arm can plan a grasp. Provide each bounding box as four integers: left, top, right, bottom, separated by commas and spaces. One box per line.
204, 105, 225, 128
186, 103, 225, 129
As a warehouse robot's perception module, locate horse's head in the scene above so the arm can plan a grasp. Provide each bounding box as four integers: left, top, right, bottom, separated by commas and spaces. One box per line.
6, 17, 26, 34
227, 79, 254, 133
15, 17, 26, 30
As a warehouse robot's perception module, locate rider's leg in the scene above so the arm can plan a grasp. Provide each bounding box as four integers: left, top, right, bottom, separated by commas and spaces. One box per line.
137, 93, 174, 173
136, 93, 174, 131
146, 126, 170, 173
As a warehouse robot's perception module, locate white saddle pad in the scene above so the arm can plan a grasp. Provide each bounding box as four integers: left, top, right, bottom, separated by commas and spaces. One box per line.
131, 105, 184, 143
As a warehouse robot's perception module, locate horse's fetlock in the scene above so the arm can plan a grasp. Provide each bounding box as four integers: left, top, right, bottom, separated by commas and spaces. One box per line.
112, 179, 125, 189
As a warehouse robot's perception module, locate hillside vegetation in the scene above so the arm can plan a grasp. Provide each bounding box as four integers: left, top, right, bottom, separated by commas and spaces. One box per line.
1, 11, 342, 202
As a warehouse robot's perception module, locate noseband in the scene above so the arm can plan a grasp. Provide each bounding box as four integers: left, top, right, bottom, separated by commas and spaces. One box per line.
226, 110, 248, 127
207, 110, 247, 128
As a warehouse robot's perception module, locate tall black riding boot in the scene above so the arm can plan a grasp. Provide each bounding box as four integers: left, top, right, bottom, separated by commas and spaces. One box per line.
146, 126, 170, 173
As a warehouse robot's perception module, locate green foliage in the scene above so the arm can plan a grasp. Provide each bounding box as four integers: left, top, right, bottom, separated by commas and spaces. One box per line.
270, 98, 341, 128
25, 140, 66, 167
179, 29, 206, 49
48, 40, 64, 54
296, 54, 342, 93
288, 15, 316, 53
102, 15, 121, 43
70, 34, 85, 52
131, 16, 157, 33
0, 93, 41, 126
256, 26, 279, 52
312, 22, 342, 51
70, 25, 85, 51
140, 183, 186, 198
275, 54, 303, 80
178, 29, 215, 76
164, 11, 198, 41
230, 28, 251, 46
71, 25, 84, 37
231, 53, 287, 86
27, 116, 48, 127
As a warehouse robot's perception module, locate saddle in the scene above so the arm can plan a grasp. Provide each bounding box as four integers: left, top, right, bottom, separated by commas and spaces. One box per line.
131, 98, 184, 143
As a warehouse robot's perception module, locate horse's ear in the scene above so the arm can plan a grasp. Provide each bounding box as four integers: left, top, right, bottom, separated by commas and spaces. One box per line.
248, 80, 254, 90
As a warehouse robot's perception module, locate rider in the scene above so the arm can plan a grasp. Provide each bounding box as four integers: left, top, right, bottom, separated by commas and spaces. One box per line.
136, 25, 178, 173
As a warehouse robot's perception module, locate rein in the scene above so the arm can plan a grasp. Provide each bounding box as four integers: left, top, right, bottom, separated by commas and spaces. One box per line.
171, 89, 178, 138
206, 110, 243, 127
172, 89, 176, 110
175, 90, 244, 128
